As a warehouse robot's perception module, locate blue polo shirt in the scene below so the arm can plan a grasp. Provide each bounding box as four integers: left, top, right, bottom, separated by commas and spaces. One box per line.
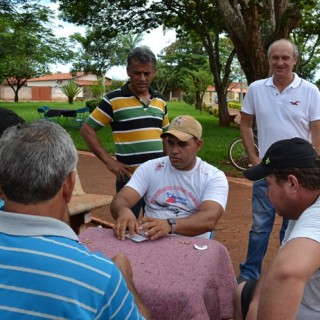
0, 210, 144, 319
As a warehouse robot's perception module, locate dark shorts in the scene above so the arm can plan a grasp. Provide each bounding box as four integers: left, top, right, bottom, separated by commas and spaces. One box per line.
241, 280, 258, 319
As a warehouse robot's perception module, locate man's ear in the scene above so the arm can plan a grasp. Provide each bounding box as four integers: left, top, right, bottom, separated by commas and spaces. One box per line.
63, 171, 76, 203
286, 174, 299, 192
196, 139, 204, 151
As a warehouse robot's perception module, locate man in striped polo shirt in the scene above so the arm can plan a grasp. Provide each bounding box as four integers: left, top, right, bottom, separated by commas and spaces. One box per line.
80, 46, 169, 218
0, 120, 151, 319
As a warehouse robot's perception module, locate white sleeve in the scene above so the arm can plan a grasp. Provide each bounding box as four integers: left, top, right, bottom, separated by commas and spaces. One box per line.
307, 82, 320, 122
287, 205, 320, 244
202, 170, 229, 211
126, 161, 151, 198
241, 83, 256, 115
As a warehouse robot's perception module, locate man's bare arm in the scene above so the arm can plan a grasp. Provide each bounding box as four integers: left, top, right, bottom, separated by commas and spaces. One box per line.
80, 123, 132, 180
310, 120, 320, 154
140, 200, 224, 240
111, 186, 142, 240
257, 238, 320, 319
240, 112, 260, 165
112, 254, 152, 320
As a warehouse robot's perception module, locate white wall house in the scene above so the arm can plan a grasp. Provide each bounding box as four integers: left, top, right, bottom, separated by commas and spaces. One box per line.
0, 72, 112, 102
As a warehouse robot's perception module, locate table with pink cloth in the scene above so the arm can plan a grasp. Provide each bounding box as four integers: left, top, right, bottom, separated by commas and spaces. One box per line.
79, 227, 237, 320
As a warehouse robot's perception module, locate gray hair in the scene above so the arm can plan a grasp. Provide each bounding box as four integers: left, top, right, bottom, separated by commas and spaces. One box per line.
267, 39, 299, 59
127, 46, 157, 68
0, 120, 78, 204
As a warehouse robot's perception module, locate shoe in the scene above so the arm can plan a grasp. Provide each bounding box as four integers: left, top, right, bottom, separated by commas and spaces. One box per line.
237, 276, 248, 284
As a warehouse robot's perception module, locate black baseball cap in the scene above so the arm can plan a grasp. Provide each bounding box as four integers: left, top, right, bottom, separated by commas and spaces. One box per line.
243, 137, 318, 181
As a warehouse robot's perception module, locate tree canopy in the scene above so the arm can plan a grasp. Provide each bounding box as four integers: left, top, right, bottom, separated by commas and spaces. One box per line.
57, 0, 320, 126
0, 1, 73, 101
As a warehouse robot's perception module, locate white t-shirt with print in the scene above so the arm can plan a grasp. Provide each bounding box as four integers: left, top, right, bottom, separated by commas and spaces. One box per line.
127, 156, 229, 239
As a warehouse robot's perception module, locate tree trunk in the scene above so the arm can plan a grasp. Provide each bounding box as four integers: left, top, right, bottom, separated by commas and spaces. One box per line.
14, 91, 19, 103
214, 0, 301, 83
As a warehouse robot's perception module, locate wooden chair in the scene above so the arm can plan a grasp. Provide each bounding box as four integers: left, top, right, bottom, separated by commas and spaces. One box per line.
69, 169, 113, 234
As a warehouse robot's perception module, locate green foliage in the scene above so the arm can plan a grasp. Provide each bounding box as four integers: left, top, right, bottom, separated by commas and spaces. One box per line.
69, 31, 144, 76
106, 80, 126, 92
227, 102, 242, 110
181, 67, 213, 110
292, 1, 320, 82
60, 81, 82, 104
69, 31, 120, 76
0, 1, 73, 102
85, 99, 100, 112
90, 77, 106, 99
183, 94, 195, 105
57, 0, 318, 85
115, 33, 144, 65
57, 0, 237, 127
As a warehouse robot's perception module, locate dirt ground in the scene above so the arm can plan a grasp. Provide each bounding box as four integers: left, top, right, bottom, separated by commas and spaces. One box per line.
77, 151, 283, 276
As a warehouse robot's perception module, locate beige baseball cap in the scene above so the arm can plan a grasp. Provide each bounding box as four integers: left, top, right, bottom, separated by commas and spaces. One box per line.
161, 115, 202, 141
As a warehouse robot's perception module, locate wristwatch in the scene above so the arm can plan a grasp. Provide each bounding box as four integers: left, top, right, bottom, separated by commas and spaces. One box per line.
167, 218, 176, 234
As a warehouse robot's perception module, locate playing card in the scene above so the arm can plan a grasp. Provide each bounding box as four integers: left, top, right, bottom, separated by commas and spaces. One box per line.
125, 233, 148, 242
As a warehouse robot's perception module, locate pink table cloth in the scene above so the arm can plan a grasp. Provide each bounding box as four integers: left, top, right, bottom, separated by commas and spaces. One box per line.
79, 227, 237, 320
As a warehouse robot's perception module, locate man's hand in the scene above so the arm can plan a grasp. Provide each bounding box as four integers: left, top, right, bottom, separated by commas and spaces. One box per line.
112, 253, 133, 280
113, 208, 139, 240
112, 253, 152, 319
106, 158, 133, 182
140, 217, 172, 240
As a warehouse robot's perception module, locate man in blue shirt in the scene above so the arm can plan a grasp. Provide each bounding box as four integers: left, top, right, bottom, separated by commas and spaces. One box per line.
0, 120, 151, 319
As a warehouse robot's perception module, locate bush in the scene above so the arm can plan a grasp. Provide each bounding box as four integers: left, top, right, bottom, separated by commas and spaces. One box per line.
183, 94, 195, 106
85, 99, 100, 112
228, 102, 242, 110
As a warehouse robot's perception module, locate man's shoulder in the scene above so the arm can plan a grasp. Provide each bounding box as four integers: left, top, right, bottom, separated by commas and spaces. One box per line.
198, 159, 226, 177
105, 87, 128, 100
299, 77, 319, 91
248, 78, 270, 89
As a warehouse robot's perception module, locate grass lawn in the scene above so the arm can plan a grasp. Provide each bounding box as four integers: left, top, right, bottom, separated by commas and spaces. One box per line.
0, 100, 243, 177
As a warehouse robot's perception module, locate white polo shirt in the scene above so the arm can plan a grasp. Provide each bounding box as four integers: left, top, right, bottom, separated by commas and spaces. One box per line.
242, 74, 320, 157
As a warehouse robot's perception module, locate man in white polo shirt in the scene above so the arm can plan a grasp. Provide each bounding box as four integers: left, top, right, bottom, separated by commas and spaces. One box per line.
238, 38, 320, 283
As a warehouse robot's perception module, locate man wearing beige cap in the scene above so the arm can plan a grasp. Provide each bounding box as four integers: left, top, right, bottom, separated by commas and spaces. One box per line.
111, 115, 229, 240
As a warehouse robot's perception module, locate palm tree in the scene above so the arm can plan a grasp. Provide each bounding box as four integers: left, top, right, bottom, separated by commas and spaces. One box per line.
117, 33, 144, 65
60, 81, 82, 104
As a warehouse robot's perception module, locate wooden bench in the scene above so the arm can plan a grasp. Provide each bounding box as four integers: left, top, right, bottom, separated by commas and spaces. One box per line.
69, 169, 113, 234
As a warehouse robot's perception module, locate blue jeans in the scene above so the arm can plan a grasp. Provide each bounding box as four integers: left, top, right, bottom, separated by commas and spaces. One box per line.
116, 179, 144, 219
239, 179, 288, 280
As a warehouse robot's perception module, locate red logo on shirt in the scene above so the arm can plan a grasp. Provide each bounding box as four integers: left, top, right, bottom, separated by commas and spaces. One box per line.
155, 161, 164, 171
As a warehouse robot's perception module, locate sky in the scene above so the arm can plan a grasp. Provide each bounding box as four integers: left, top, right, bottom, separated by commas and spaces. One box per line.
45, 1, 176, 79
